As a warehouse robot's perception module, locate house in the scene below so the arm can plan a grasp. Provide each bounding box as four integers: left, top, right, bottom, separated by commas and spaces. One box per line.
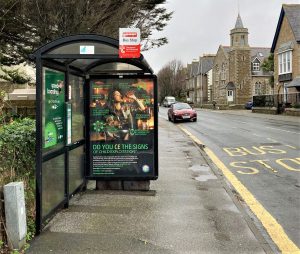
196, 54, 215, 104
212, 14, 273, 105
251, 48, 274, 96
186, 60, 199, 103
186, 55, 215, 104
271, 4, 300, 103
0, 63, 36, 117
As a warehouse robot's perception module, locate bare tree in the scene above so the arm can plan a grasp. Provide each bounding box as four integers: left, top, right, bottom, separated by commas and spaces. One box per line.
157, 59, 186, 102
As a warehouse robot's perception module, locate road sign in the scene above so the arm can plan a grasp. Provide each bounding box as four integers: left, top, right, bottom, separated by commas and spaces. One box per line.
119, 28, 141, 58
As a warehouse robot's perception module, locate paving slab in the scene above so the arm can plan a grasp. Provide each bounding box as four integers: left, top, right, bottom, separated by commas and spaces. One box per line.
27, 118, 268, 254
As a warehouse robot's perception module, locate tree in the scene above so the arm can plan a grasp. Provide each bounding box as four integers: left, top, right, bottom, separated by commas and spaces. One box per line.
0, 0, 172, 65
0, 66, 32, 84
261, 53, 274, 88
157, 59, 186, 102
261, 53, 274, 72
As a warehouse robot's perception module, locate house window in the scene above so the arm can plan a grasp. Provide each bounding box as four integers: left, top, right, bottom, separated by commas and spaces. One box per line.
255, 82, 262, 95
241, 35, 245, 45
221, 63, 226, 80
278, 51, 292, 74
253, 62, 260, 71
227, 90, 233, 97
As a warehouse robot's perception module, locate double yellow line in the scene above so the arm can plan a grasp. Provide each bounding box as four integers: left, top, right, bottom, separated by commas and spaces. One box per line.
178, 125, 300, 254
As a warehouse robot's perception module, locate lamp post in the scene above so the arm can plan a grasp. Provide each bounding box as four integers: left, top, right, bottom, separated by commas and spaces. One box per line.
200, 58, 203, 107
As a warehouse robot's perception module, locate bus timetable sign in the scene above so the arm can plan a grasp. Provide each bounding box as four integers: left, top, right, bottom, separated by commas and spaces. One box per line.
119, 28, 140, 58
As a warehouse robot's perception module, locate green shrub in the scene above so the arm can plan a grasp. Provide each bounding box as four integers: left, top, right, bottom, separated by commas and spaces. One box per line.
0, 118, 35, 177
292, 103, 300, 109
0, 118, 36, 245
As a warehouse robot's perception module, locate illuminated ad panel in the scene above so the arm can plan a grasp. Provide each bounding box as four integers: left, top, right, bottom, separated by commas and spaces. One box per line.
89, 77, 157, 178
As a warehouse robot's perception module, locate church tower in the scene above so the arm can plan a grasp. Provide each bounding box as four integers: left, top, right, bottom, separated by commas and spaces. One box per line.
228, 14, 252, 104
230, 14, 249, 48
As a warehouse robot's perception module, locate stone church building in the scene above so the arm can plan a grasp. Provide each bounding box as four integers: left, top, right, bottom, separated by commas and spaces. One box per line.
212, 14, 273, 105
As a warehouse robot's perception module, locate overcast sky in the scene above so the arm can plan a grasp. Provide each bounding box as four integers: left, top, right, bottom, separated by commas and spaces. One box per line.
142, 0, 300, 73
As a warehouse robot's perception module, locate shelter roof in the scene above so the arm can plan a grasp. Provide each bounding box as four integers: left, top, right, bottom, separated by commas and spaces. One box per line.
30, 34, 153, 74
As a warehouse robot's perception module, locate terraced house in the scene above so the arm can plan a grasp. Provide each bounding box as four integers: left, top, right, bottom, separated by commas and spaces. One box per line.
185, 55, 215, 105
271, 4, 300, 105
212, 14, 273, 106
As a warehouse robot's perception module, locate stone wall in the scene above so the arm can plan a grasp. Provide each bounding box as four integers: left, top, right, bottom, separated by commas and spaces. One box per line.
195, 75, 208, 103
252, 107, 277, 115
283, 108, 300, 116
228, 49, 252, 104
252, 76, 274, 96
201, 103, 244, 110
212, 46, 229, 104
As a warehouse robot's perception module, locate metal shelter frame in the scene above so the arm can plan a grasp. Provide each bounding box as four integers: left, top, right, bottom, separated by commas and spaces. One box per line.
30, 34, 157, 234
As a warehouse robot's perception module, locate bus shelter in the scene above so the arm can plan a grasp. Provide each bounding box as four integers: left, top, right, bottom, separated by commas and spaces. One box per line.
30, 34, 158, 233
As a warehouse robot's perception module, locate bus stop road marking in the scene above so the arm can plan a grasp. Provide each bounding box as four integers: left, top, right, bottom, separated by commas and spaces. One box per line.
178, 125, 300, 254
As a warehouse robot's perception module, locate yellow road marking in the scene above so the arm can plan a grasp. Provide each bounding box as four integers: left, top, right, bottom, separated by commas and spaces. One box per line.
178, 125, 300, 254
276, 158, 300, 172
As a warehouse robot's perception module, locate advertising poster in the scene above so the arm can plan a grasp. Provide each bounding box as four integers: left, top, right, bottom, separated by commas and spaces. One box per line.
44, 69, 65, 149
89, 78, 156, 177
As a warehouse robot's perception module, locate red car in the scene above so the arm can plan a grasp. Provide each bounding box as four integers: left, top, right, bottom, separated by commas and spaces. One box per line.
168, 102, 197, 122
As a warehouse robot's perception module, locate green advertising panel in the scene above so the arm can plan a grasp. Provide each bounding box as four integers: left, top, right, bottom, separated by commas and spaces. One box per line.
44, 68, 65, 149
89, 78, 156, 178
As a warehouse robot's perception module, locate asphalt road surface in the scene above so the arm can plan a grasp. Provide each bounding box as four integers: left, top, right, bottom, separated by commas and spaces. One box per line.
159, 107, 300, 252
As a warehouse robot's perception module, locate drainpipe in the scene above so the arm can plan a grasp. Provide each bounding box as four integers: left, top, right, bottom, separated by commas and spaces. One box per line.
200, 59, 203, 107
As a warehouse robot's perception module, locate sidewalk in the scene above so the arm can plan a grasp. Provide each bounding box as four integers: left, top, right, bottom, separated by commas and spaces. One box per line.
27, 119, 269, 254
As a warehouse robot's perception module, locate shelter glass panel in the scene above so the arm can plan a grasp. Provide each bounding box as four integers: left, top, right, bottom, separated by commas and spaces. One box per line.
71, 59, 100, 70
42, 154, 65, 217
47, 42, 118, 55
89, 62, 142, 74
69, 146, 84, 194
69, 75, 84, 142
42, 68, 65, 153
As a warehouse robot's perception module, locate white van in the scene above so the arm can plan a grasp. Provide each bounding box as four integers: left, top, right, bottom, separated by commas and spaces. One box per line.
163, 96, 176, 107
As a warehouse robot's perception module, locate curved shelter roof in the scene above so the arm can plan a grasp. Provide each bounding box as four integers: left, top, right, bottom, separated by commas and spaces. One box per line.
30, 34, 153, 74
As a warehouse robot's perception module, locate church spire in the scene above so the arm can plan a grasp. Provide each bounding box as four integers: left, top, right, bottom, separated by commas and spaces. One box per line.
230, 13, 249, 48
235, 13, 244, 28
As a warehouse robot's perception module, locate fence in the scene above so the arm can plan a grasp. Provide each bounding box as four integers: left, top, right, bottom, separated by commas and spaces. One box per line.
253, 93, 300, 109
2, 100, 35, 119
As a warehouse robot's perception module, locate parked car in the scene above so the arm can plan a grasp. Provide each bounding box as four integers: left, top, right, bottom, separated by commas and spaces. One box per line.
168, 102, 197, 122
245, 101, 253, 110
163, 96, 176, 107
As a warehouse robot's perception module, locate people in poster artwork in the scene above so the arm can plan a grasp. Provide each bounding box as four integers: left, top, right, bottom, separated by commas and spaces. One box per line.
108, 89, 145, 140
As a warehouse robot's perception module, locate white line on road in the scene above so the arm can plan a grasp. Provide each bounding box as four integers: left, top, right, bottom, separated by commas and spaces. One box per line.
265, 126, 300, 135
232, 120, 247, 124
267, 138, 278, 142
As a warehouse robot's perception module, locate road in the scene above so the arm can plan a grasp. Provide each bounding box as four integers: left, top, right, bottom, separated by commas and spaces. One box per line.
159, 107, 300, 252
